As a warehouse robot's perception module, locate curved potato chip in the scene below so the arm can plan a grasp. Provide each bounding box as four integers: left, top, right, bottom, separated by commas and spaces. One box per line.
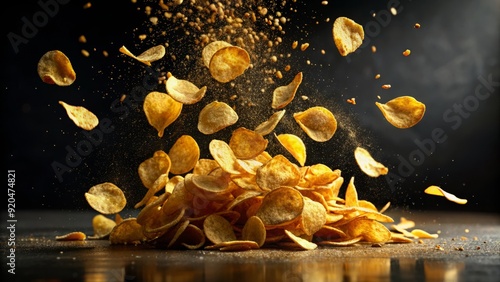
203, 214, 237, 244
354, 147, 388, 177
256, 186, 304, 226
37, 50, 76, 86
304, 164, 340, 186
209, 46, 250, 83
345, 177, 359, 207
272, 72, 303, 109
143, 91, 183, 137
193, 159, 220, 175
198, 101, 238, 134
284, 229, 317, 250
202, 40, 232, 68
333, 17, 364, 56
410, 229, 439, 239
179, 224, 206, 250
109, 218, 145, 244
119, 45, 165, 66
256, 155, 300, 191
168, 135, 200, 175
241, 216, 266, 247
91, 214, 116, 239
59, 101, 98, 130
424, 185, 467, 204
229, 127, 269, 159
300, 198, 327, 236
138, 150, 171, 189
254, 110, 286, 136
85, 182, 127, 214
293, 106, 337, 142
209, 139, 243, 175
55, 231, 86, 241
166, 75, 207, 104
346, 218, 391, 243
375, 96, 426, 129
134, 173, 169, 208
275, 133, 307, 166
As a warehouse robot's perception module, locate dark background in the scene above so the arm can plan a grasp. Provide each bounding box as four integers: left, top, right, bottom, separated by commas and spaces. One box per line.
2, 0, 499, 213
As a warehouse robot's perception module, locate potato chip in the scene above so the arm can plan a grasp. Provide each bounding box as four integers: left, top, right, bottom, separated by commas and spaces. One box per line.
241, 216, 266, 247
168, 135, 200, 175
209, 139, 244, 175
58, 101, 99, 130
205, 240, 260, 251
300, 198, 327, 236
90, 214, 116, 239
318, 237, 362, 247
109, 218, 145, 245
203, 214, 237, 244
375, 96, 426, 129
161, 181, 193, 215
284, 229, 317, 250
354, 147, 388, 177
55, 231, 86, 241
293, 106, 337, 142
85, 182, 127, 214
393, 217, 415, 230
178, 224, 206, 250
333, 17, 365, 56
389, 233, 415, 243
424, 185, 467, 204
410, 229, 439, 239
254, 110, 286, 136
209, 46, 250, 83
345, 177, 359, 207
229, 127, 268, 159
256, 186, 304, 226
272, 72, 303, 109
193, 159, 220, 175
202, 40, 232, 68
198, 101, 239, 134
143, 91, 183, 137
275, 133, 307, 166
134, 173, 169, 208
37, 50, 76, 86
345, 218, 391, 243
138, 150, 171, 189
255, 155, 301, 191
119, 45, 166, 66
166, 75, 207, 104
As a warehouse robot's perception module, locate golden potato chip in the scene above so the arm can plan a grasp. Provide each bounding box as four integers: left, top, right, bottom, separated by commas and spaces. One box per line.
254, 110, 286, 136
293, 106, 337, 142
37, 50, 76, 86
272, 72, 303, 109
190, 174, 231, 200
209, 139, 243, 175
284, 230, 317, 250
275, 133, 307, 166
318, 236, 362, 246
202, 40, 232, 68
178, 224, 206, 250
209, 46, 250, 83
333, 17, 365, 56
55, 231, 86, 241
166, 75, 207, 104
58, 101, 98, 131
161, 181, 193, 215
345, 218, 391, 243
193, 159, 220, 175
389, 233, 415, 243
375, 96, 426, 129
300, 198, 327, 236
410, 229, 439, 239
304, 164, 340, 186
143, 91, 183, 137
203, 214, 237, 244
345, 177, 359, 207
90, 214, 116, 239
354, 147, 388, 177
138, 150, 171, 189
168, 135, 200, 175
198, 101, 239, 134
393, 217, 415, 230
256, 186, 304, 226
205, 240, 260, 251
109, 218, 145, 244
256, 155, 301, 190
230, 174, 262, 192
229, 127, 268, 159
119, 45, 165, 66
134, 173, 169, 208
85, 182, 127, 214
241, 216, 266, 247
424, 185, 467, 204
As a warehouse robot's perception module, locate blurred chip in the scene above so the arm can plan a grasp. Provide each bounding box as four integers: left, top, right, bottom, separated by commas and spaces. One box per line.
89, 214, 116, 239
202, 40, 232, 68
166, 75, 207, 104
254, 110, 286, 136
229, 127, 268, 159
55, 231, 86, 241
119, 45, 166, 66
424, 185, 467, 204
333, 17, 364, 56
209, 46, 250, 83
293, 106, 337, 142
168, 135, 200, 175
354, 147, 388, 177
256, 186, 304, 226
198, 101, 238, 134
37, 50, 76, 86
109, 218, 146, 244
58, 101, 98, 131
85, 182, 127, 214
271, 72, 303, 109
375, 96, 426, 129
143, 91, 183, 137
410, 229, 439, 239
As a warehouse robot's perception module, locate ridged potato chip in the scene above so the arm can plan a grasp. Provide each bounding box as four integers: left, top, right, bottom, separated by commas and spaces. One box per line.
424, 185, 467, 204
85, 182, 127, 214
354, 147, 388, 177
209, 46, 250, 83
333, 17, 365, 56
229, 127, 268, 159
375, 96, 426, 129
275, 133, 307, 166
293, 106, 337, 142
38, 50, 76, 86
272, 72, 303, 109
59, 101, 98, 131
166, 75, 207, 104
143, 91, 183, 137
119, 45, 166, 66
168, 135, 200, 175
198, 101, 238, 134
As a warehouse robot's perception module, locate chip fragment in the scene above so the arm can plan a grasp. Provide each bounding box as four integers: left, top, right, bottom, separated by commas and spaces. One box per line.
354, 147, 388, 177
38, 50, 76, 86
272, 72, 303, 109
85, 182, 127, 214
58, 101, 99, 131
198, 101, 239, 134
424, 186, 467, 204
143, 91, 183, 137
293, 106, 337, 142
375, 96, 426, 128
333, 17, 365, 56
119, 45, 166, 66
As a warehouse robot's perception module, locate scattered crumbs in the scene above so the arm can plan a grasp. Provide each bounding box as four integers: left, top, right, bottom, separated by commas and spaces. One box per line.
414, 23, 421, 29
434, 245, 444, 251
381, 84, 391, 89
465, 229, 470, 233
371, 45, 377, 53
403, 49, 411, 56
375, 74, 381, 79
83, 2, 92, 9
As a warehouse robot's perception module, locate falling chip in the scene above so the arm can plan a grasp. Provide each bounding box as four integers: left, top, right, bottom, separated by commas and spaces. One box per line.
333, 17, 364, 56
375, 96, 426, 129
424, 186, 468, 205
37, 50, 76, 86
354, 147, 388, 177
58, 101, 98, 131
119, 45, 166, 66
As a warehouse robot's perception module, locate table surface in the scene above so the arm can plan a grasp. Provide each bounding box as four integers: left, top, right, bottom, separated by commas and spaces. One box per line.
2, 209, 499, 282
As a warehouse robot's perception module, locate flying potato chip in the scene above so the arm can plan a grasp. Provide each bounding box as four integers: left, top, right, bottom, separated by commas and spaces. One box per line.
198, 101, 238, 135
58, 101, 99, 131
138, 150, 171, 189
55, 231, 86, 241
209, 46, 250, 83
203, 214, 237, 244
354, 147, 388, 177
143, 91, 183, 137
37, 50, 76, 86
109, 218, 145, 244
375, 96, 426, 129
168, 135, 200, 175
333, 17, 365, 56
272, 72, 303, 109
275, 133, 307, 166
424, 185, 467, 204
229, 127, 268, 159
202, 40, 232, 68
241, 216, 266, 247
256, 155, 301, 191
119, 45, 166, 66
254, 110, 286, 136
166, 75, 207, 104
90, 214, 116, 239
85, 182, 127, 214
293, 106, 337, 142
256, 186, 304, 226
